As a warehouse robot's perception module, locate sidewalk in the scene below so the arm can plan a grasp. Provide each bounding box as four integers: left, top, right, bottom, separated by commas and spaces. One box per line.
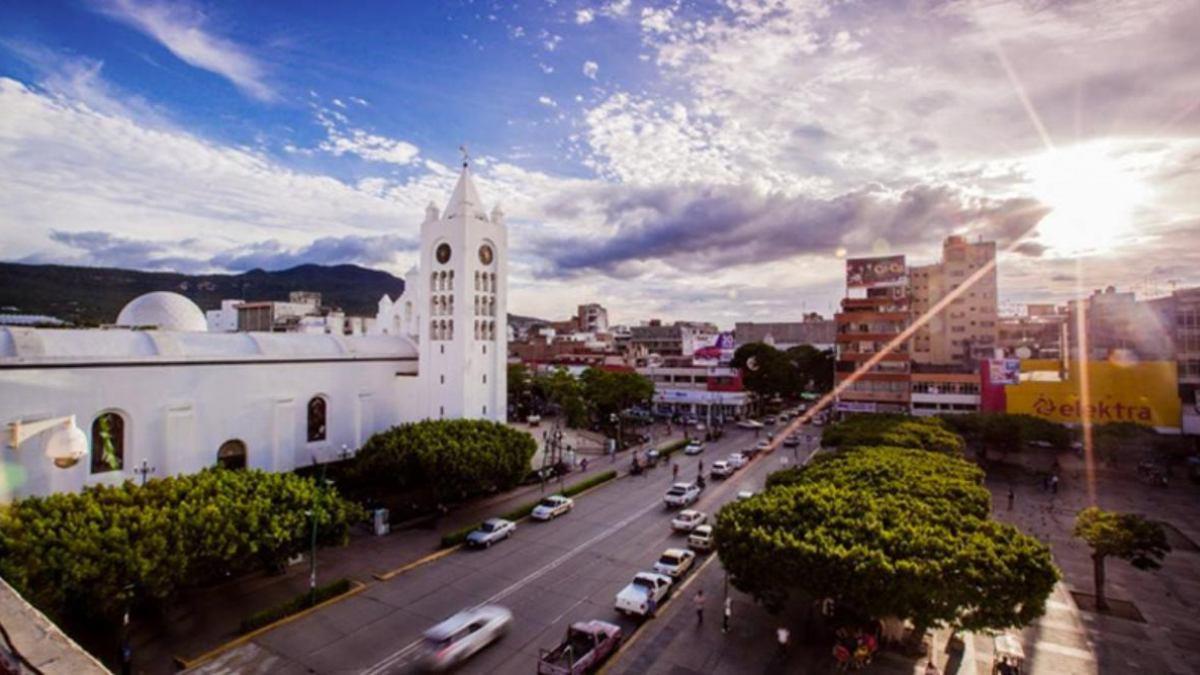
131, 428, 683, 674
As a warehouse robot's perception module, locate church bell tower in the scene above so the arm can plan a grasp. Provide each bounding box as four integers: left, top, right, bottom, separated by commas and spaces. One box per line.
418, 152, 508, 422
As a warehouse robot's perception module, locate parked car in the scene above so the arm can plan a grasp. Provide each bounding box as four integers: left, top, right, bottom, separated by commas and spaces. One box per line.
726, 452, 748, 469
653, 547, 697, 579
527, 415, 542, 427
688, 524, 715, 552
466, 518, 516, 548
684, 441, 705, 455
755, 440, 771, 452
763, 416, 777, 425
737, 419, 764, 430
671, 509, 707, 532
737, 490, 755, 501
537, 621, 622, 675
782, 435, 799, 448
531, 495, 575, 521
420, 605, 513, 671
710, 460, 734, 478
615, 572, 673, 617
664, 483, 702, 508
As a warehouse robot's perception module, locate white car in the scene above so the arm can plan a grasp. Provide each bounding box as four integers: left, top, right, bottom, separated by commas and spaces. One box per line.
688, 524, 715, 552
615, 572, 673, 617
531, 494, 574, 521
671, 509, 707, 532
737, 419, 764, 430
664, 482, 701, 508
737, 490, 755, 501
710, 460, 734, 478
684, 441, 705, 455
726, 453, 747, 469
466, 518, 516, 548
420, 604, 513, 671
653, 548, 696, 579
755, 440, 771, 452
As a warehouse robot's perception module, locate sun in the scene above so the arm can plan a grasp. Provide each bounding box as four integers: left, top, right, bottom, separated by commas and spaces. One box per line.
1029, 144, 1148, 255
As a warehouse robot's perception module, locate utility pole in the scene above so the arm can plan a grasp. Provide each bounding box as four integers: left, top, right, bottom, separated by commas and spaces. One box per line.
308, 463, 327, 606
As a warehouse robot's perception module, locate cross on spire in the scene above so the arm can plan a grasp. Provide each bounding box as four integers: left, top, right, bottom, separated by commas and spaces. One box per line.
459, 144, 470, 168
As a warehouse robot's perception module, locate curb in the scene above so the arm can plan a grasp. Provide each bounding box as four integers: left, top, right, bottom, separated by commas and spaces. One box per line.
373, 545, 462, 581
174, 579, 367, 671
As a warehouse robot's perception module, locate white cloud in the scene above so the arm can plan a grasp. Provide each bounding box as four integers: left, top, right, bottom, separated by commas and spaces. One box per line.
604, 0, 631, 17
332, 98, 347, 108
91, 0, 275, 101
575, 8, 595, 24
538, 95, 558, 108
582, 60, 599, 80
539, 62, 555, 74
640, 7, 674, 34
349, 96, 369, 107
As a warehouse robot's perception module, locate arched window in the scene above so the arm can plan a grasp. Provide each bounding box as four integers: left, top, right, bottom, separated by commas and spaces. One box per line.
448, 319, 454, 340
217, 439, 247, 470
430, 319, 436, 339
90, 412, 125, 474
475, 320, 480, 339
483, 273, 490, 293
448, 271, 454, 290
475, 271, 481, 291
430, 272, 437, 292
474, 296, 480, 316
307, 396, 327, 442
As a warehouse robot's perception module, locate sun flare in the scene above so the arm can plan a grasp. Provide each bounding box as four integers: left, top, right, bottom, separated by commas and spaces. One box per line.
1029, 145, 1148, 255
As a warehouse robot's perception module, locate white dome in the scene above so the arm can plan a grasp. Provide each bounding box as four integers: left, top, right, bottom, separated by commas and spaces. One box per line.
116, 292, 208, 332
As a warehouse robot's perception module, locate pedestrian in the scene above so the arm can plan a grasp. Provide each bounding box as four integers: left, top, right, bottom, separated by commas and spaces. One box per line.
1051, 474, 1059, 494
1007, 486, 1014, 511
672, 462, 679, 480
694, 590, 705, 624
698, 459, 704, 474
722, 596, 731, 634
776, 626, 790, 656
581, 457, 589, 472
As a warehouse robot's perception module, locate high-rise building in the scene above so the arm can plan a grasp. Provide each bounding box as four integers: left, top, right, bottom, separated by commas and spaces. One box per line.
834, 255, 912, 415
576, 303, 609, 333
909, 236, 998, 367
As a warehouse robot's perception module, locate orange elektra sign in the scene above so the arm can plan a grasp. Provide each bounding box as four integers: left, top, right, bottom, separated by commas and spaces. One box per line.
1004, 360, 1180, 429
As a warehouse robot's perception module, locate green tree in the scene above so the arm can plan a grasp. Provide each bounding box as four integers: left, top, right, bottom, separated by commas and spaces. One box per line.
535, 367, 589, 428
347, 419, 536, 503
731, 342, 796, 412
580, 368, 654, 426
508, 363, 533, 418
822, 414, 964, 455
784, 344, 835, 394
1073, 507, 1170, 611
0, 468, 362, 621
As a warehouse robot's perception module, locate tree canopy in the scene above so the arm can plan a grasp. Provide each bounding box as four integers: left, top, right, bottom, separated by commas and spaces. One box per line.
785, 344, 835, 394
1074, 507, 1170, 610
347, 419, 536, 503
579, 368, 654, 424
938, 413, 1071, 454
0, 468, 363, 620
822, 414, 965, 455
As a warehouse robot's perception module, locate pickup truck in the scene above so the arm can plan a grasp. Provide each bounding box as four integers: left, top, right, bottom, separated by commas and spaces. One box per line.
537, 620, 622, 675
614, 572, 672, 617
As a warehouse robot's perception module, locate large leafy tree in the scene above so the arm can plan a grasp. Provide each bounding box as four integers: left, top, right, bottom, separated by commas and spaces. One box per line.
718, 449, 1056, 635
822, 414, 965, 455
731, 343, 796, 410
534, 367, 589, 428
508, 363, 534, 418
0, 468, 362, 620
348, 419, 536, 503
939, 413, 1070, 459
579, 368, 654, 425
1073, 507, 1170, 611
785, 344, 835, 394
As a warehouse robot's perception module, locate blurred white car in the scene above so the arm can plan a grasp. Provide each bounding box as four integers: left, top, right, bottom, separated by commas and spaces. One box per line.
671, 509, 707, 532
664, 482, 701, 508
615, 572, 672, 617
466, 518, 516, 548
737, 419, 764, 430
737, 490, 755, 501
688, 524, 715, 552
653, 548, 696, 579
531, 495, 574, 521
727, 453, 748, 469
421, 605, 513, 671
684, 441, 705, 455
755, 440, 771, 452
710, 460, 734, 478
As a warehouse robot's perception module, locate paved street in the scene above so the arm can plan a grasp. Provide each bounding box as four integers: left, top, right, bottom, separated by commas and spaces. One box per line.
189, 425, 813, 675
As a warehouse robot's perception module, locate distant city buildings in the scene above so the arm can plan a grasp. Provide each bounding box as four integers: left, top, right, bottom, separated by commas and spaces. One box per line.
834, 254, 913, 415
205, 291, 375, 335
909, 235, 998, 368
629, 320, 718, 357
734, 314, 835, 351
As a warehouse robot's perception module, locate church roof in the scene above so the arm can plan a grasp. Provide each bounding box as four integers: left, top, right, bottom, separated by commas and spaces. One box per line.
443, 164, 489, 222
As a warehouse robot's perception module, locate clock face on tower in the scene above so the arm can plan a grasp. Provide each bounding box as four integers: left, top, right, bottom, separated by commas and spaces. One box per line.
436, 243, 451, 264
478, 244, 494, 265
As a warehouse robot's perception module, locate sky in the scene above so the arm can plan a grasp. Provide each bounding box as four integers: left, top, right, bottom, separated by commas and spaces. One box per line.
0, 0, 1197, 327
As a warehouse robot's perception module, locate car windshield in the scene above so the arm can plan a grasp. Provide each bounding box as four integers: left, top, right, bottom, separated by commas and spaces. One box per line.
667, 487, 685, 495
539, 498, 558, 507
632, 577, 655, 590
481, 521, 499, 532
658, 554, 680, 565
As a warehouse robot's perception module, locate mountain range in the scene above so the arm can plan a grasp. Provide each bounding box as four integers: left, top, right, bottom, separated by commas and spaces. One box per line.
0, 262, 544, 328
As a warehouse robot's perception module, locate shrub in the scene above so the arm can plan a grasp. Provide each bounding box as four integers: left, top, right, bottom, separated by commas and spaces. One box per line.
238, 578, 354, 634
658, 439, 688, 458
823, 414, 964, 455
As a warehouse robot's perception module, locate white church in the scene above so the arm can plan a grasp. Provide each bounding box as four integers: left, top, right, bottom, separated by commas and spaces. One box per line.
0, 162, 507, 503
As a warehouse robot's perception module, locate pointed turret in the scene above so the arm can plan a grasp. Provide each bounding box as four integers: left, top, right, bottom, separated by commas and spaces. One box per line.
443, 164, 488, 222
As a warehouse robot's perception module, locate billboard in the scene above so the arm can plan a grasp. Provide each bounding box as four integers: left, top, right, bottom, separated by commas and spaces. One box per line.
1004, 361, 1180, 430
693, 332, 735, 366
988, 358, 1021, 385
846, 255, 906, 288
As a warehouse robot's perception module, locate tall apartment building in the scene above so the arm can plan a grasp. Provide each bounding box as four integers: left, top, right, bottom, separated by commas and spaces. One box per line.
909, 236, 998, 367
629, 320, 718, 357
834, 255, 913, 414
575, 303, 609, 333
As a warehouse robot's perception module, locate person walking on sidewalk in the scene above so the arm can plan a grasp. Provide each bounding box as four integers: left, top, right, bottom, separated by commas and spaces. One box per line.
673, 462, 679, 480
776, 626, 790, 656
693, 590, 705, 625
1050, 474, 1059, 494
722, 596, 731, 634
1007, 486, 1014, 511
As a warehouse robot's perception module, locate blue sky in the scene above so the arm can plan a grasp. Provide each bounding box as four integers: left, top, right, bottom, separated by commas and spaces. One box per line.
1, 0, 1198, 325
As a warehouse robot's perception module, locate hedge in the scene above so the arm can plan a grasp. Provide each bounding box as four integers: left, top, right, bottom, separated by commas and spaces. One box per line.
238, 578, 354, 634
438, 470, 618, 548
657, 439, 689, 458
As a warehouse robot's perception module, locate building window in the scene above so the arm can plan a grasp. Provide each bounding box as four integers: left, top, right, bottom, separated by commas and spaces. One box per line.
90, 412, 125, 474
483, 374, 488, 384
217, 439, 247, 470
440, 406, 444, 418
440, 375, 445, 384
483, 405, 488, 415
307, 396, 327, 442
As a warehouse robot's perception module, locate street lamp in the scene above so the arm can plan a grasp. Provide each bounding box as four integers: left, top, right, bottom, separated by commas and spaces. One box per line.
6, 415, 89, 468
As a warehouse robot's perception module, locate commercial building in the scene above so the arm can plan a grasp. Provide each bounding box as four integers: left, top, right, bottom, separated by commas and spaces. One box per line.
834, 255, 913, 415
910, 367, 982, 417
997, 304, 1066, 359
734, 314, 836, 350
909, 236, 998, 367
638, 356, 750, 421
629, 320, 718, 357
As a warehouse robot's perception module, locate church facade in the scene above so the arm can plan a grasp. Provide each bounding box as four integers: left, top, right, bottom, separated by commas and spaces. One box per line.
0, 163, 507, 503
